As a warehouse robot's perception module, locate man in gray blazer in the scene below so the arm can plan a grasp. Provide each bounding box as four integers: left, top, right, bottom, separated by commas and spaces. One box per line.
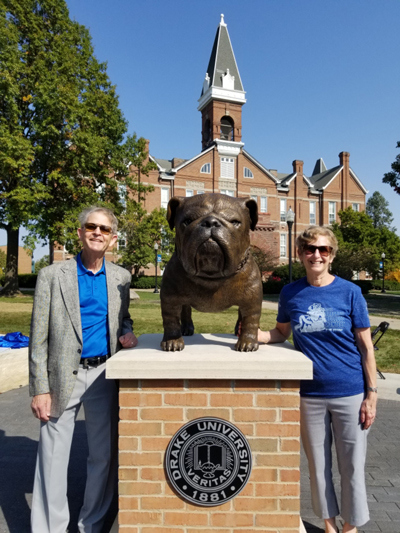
29, 206, 138, 533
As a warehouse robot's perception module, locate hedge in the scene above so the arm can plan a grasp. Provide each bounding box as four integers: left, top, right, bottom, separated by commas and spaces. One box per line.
0, 274, 38, 288
370, 279, 400, 291
130, 275, 161, 289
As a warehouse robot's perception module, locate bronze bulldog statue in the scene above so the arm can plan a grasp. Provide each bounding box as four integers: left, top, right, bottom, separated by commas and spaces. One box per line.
160, 193, 263, 351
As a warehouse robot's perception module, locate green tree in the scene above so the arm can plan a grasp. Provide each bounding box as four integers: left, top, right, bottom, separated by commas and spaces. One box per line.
115, 135, 175, 276
366, 191, 395, 230
383, 140, 400, 195
118, 207, 175, 276
34, 254, 50, 273
0, 0, 127, 295
331, 208, 400, 278
250, 246, 279, 277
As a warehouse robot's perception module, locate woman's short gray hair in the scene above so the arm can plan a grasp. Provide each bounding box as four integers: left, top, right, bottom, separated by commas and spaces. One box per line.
78, 206, 118, 235
296, 226, 338, 258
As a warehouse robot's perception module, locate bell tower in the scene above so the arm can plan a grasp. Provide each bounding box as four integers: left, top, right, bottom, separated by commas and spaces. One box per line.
198, 15, 246, 155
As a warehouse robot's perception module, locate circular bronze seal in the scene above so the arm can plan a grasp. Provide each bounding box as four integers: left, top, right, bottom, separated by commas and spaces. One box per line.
165, 417, 252, 506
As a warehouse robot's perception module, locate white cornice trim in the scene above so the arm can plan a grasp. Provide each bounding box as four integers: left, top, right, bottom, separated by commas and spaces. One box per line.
215, 139, 244, 157
198, 86, 246, 111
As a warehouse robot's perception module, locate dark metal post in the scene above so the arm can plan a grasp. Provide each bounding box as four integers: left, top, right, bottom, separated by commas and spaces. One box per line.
154, 243, 159, 294
381, 252, 386, 293
286, 207, 295, 284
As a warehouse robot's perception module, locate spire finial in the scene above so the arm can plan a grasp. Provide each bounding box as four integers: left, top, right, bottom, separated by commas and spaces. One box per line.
220, 14, 226, 26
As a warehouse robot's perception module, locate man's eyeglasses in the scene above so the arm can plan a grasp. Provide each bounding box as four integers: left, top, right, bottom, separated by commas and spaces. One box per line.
303, 245, 332, 257
84, 223, 113, 235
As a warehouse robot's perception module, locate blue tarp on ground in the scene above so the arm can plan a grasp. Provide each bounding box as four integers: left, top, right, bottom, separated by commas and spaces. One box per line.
0, 332, 29, 349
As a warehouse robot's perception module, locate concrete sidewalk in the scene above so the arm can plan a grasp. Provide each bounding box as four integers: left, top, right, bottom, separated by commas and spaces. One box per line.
0, 378, 399, 533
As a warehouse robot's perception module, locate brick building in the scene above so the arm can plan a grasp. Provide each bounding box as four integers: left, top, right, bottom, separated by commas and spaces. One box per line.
52, 15, 367, 270
0, 246, 32, 274
135, 14, 367, 266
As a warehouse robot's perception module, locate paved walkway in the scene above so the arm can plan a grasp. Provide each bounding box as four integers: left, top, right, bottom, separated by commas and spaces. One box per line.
0, 378, 399, 533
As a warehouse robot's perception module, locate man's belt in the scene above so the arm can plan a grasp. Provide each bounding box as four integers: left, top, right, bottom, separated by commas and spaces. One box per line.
80, 355, 109, 368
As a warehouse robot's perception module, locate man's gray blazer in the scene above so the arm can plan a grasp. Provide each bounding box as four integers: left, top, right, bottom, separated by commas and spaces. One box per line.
29, 256, 133, 417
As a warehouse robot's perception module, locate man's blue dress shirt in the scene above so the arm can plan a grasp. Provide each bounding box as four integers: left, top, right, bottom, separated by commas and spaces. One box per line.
77, 253, 109, 358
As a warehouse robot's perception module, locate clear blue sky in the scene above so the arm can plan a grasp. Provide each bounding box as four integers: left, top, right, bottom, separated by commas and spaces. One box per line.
2, 0, 400, 258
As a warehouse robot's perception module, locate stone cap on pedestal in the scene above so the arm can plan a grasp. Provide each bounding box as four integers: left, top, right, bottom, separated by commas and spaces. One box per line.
106, 333, 312, 380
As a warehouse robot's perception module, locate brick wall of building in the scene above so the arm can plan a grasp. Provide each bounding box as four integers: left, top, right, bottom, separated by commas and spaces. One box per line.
0, 245, 32, 274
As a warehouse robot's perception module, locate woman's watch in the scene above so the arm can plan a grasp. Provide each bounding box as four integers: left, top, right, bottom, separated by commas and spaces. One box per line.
366, 387, 378, 393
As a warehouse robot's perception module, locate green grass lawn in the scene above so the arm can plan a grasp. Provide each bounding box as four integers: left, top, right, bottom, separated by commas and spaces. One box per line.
2, 289, 400, 373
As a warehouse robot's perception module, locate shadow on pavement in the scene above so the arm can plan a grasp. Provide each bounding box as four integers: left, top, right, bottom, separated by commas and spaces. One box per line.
0, 420, 116, 533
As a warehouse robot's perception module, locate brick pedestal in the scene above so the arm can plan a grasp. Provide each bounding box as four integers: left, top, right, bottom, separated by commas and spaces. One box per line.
107, 333, 312, 533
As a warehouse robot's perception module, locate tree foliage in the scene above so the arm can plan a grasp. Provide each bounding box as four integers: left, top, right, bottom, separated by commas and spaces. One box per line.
331, 208, 400, 278
366, 191, 395, 231
115, 135, 175, 276
34, 254, 50, 273
0, 0, 128, 294
271, 262, 306, 283
383, 140, 400, 195
118, 206, 175, 276
250, 246, 279, 278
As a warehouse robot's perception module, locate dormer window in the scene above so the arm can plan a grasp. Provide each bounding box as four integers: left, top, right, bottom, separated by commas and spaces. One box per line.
220, 116, 234, 141
201, 163, 211, 174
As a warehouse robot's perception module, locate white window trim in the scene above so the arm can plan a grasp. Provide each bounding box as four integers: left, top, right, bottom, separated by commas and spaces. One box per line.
220, 157, 235, 179
280, 233, 286, 257
161, 187, 169, 209
220, 189, 235, 197
310, 201, 316, 225
329, 202, 336, 224
244, 167, 253, 178
280, 199, 287, 222
200, 163, 211, 174
260, 196, 267, 213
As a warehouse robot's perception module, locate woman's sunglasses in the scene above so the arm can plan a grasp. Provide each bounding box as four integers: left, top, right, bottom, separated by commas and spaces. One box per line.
303, 245, 332, 257
84, 223, 112, 235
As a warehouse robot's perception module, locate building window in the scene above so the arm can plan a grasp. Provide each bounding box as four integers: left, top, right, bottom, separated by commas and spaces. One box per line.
310, 201, 316, 225
118, 183, 127, 208
161, 187, 169, 209
250, 195, 258, 204
197, 190, 205, 195
220, 157, 234, 179
280, 234, 286, 257
201, 163, 211, 174
117, 232, 126, 250
260, 196, 267, 213
280, 199, 287, 222
220, 116, 234, 141
186, 189, 193, 197
352, 203, 359, 212
244, 167, 253, 178
329, 202, 336, 224
220, 189, 235, 197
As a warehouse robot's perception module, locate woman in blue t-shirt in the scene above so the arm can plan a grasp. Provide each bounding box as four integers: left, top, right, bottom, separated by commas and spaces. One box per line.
258, 226, 377, 533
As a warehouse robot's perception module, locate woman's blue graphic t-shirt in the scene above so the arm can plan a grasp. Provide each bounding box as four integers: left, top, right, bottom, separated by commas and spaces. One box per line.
276, 276, 370, 398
